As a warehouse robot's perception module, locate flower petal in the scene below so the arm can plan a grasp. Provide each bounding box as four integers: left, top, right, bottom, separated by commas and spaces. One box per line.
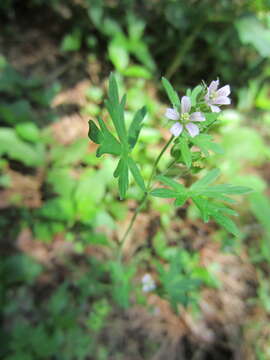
165, 108, 179, 120
181, 96, 191, 113
215, 96, 231, 105
217, 84, 230, 97
208, 79, 219, 93
170, 122, 183, 137
190, 111, 205, 122
210, 105, 220, 112
185, 122, 199, 137
142, 274, 151, 283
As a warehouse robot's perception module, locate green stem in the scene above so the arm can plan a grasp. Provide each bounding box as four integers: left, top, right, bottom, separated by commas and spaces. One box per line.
118, 192, 148, 259
118, 135, 174, 257
146, 135, 174, 190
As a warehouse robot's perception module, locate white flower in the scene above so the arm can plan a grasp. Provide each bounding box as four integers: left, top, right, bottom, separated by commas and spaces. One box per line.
141, 273, 156, 293
165, 96, 205, 138
205, 79, 231, 113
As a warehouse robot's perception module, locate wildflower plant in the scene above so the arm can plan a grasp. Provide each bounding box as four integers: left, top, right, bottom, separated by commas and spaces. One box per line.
88, 73, 252, 308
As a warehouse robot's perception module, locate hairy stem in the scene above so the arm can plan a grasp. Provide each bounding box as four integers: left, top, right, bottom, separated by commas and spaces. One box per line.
118, 135, 174, 258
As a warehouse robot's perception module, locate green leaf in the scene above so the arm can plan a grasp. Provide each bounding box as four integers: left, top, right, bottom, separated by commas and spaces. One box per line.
129, 40, 156, 71
75, 168, 108, 222
108, 37, 129, 72
88, 74, 146, 199
15, 122, 40, 143
0, 100, 34, 125
88, 120, 102, 144
150, 188, 179, 198
191, 134, 224, 156
0, 128, 44, 166
110, 262, 135, 309
208, 202, 238, 217
127, 157, 146, 191
192, 196, 240, 235
108, 73, 119, 103
50, 139, 88, 166
174, 194, 188, 207
151, 175, 188, 207
95, 117, 122, 157
179, 138, 192, 168
211, 211, 239, 236
61, 29, 82, 52
236, 16, 270, 57
157, 251, 202, 312
105, 73, 127, 142
157, 175, 185, 192
128, 106, 146, 149
190, 85, 203, 106
162, 77, 180, 109
192, 196, 210, 222
191, 168, 221, 190
207, 184, 253, 195
113, 159, 122, 178
201, 193, 237, 203
123, 65, 152, 79
117, 159, 129, 200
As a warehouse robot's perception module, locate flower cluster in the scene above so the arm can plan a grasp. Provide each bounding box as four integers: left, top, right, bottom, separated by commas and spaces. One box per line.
165, 79, 231, 138
141, 273, 156, 293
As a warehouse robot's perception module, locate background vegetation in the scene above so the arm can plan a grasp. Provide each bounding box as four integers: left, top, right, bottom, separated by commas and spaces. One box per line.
1, 0, 270, 359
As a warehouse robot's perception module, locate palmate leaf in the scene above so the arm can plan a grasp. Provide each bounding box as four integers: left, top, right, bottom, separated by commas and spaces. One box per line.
150, 169, 252, 236
88, 73, 146, 199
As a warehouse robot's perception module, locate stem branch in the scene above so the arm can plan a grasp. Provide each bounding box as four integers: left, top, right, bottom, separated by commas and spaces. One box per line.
118, 135, 174, 258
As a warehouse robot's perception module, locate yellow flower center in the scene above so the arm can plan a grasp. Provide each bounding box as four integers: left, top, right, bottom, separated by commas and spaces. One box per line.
181, 112, 190, 124
210, 91, 218, 101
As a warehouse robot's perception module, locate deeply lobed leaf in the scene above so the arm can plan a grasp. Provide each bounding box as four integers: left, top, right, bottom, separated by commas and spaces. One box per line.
88, 74, 147, 199
150, 168, 251, 236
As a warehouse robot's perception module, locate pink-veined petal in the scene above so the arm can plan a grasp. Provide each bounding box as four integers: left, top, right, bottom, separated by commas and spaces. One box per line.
215, 96, 231, 105
190, 111, 205, 122
165, 108, 179, 120
217, 84, 230, 97
210, 104, 221, 113
208, 79, 219, 93
170, 122, 183, 137
181, 96, 191, 114
185, 122, 199, 137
